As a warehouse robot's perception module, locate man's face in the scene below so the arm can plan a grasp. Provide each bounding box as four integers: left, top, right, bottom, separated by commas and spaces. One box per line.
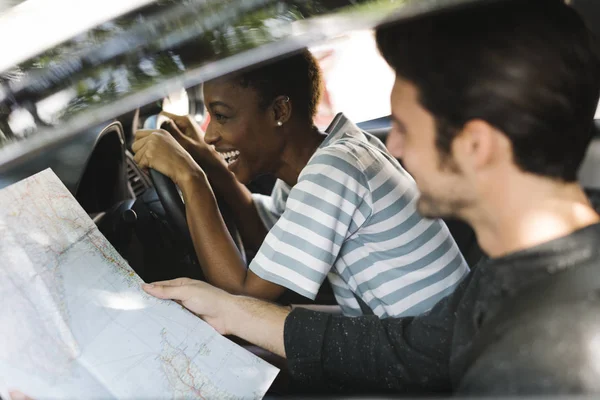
387, 77, 474, 219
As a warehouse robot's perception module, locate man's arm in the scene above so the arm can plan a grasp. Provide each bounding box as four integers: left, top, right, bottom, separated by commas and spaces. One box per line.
283, 299, 456, 393
144, 277, 463, 393
143, 279, 290, 356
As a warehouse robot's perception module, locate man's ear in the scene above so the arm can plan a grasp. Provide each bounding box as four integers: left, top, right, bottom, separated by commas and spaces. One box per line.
271, 95, 292, 127
453, 119, 500, 171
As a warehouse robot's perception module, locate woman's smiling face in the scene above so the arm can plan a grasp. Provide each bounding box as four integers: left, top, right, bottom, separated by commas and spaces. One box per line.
203, 79, 285, 184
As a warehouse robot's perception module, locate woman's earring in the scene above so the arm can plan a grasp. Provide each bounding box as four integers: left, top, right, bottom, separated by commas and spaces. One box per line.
277, 121, 283, 126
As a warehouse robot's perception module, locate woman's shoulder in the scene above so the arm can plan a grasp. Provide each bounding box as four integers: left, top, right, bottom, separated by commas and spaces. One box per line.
317, 129, 394, 172
309, 139, 370, 176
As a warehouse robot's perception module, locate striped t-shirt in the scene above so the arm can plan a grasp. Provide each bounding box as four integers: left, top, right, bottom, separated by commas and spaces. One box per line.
250, 113, 469, 318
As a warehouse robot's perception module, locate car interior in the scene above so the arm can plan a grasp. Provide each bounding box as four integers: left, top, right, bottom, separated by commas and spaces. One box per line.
1, 0, 600, 397
2, 0, 598, 309
0, 0, 596, 303
61, 70, 600, 311
0, 1, 599, 397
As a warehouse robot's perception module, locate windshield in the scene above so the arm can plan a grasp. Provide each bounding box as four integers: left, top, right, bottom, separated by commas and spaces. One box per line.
0, 0, 484, 171
0, 0, 26, 13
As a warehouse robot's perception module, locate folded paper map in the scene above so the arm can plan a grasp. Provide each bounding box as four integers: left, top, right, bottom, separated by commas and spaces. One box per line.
0, 169, 278, 399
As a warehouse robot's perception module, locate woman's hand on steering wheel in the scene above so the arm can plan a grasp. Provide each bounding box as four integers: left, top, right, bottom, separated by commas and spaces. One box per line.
132, 127, 204, 187
159, 111, 225, 169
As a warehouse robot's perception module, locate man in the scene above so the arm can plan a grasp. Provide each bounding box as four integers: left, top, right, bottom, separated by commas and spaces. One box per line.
143, 0, 600, 394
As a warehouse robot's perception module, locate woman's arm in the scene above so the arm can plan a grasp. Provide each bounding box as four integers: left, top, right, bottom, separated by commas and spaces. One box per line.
178, 169, 285, 299
159, 112, 269, 252
132, 129, 285, 300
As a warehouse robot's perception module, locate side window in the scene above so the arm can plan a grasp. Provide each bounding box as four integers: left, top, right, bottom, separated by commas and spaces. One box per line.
311, 30, 395, 128
162, 88, 189, 116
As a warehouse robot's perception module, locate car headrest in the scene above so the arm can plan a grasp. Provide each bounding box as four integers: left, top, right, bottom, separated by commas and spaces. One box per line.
578, 120, 600, 189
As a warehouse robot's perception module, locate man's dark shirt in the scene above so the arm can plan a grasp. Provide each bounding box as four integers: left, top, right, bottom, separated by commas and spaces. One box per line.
284, 222, 600, 395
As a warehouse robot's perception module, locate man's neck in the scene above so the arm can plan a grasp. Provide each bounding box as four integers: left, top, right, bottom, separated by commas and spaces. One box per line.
465, 175, 600, 259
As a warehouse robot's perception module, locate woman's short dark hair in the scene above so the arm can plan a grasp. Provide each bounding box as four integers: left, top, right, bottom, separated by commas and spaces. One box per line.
235, 49, 322, 124
376, 0, 600, 182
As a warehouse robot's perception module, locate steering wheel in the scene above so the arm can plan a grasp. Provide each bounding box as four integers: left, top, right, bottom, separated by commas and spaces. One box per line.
143, 114, 246, 263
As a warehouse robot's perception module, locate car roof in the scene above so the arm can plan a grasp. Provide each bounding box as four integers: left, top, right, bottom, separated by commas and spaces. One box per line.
0, 0, 156, 73
0, 0, 541, 171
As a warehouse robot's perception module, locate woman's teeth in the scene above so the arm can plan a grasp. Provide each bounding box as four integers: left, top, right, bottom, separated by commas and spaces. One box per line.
220, 150, 240, 165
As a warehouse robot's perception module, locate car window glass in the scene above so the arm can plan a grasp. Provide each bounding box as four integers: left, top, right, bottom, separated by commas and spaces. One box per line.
311, 30, 394, 127
162, 88, 189, 116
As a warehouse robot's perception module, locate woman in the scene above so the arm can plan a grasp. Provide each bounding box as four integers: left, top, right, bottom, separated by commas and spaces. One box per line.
133, 49, 468, 318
